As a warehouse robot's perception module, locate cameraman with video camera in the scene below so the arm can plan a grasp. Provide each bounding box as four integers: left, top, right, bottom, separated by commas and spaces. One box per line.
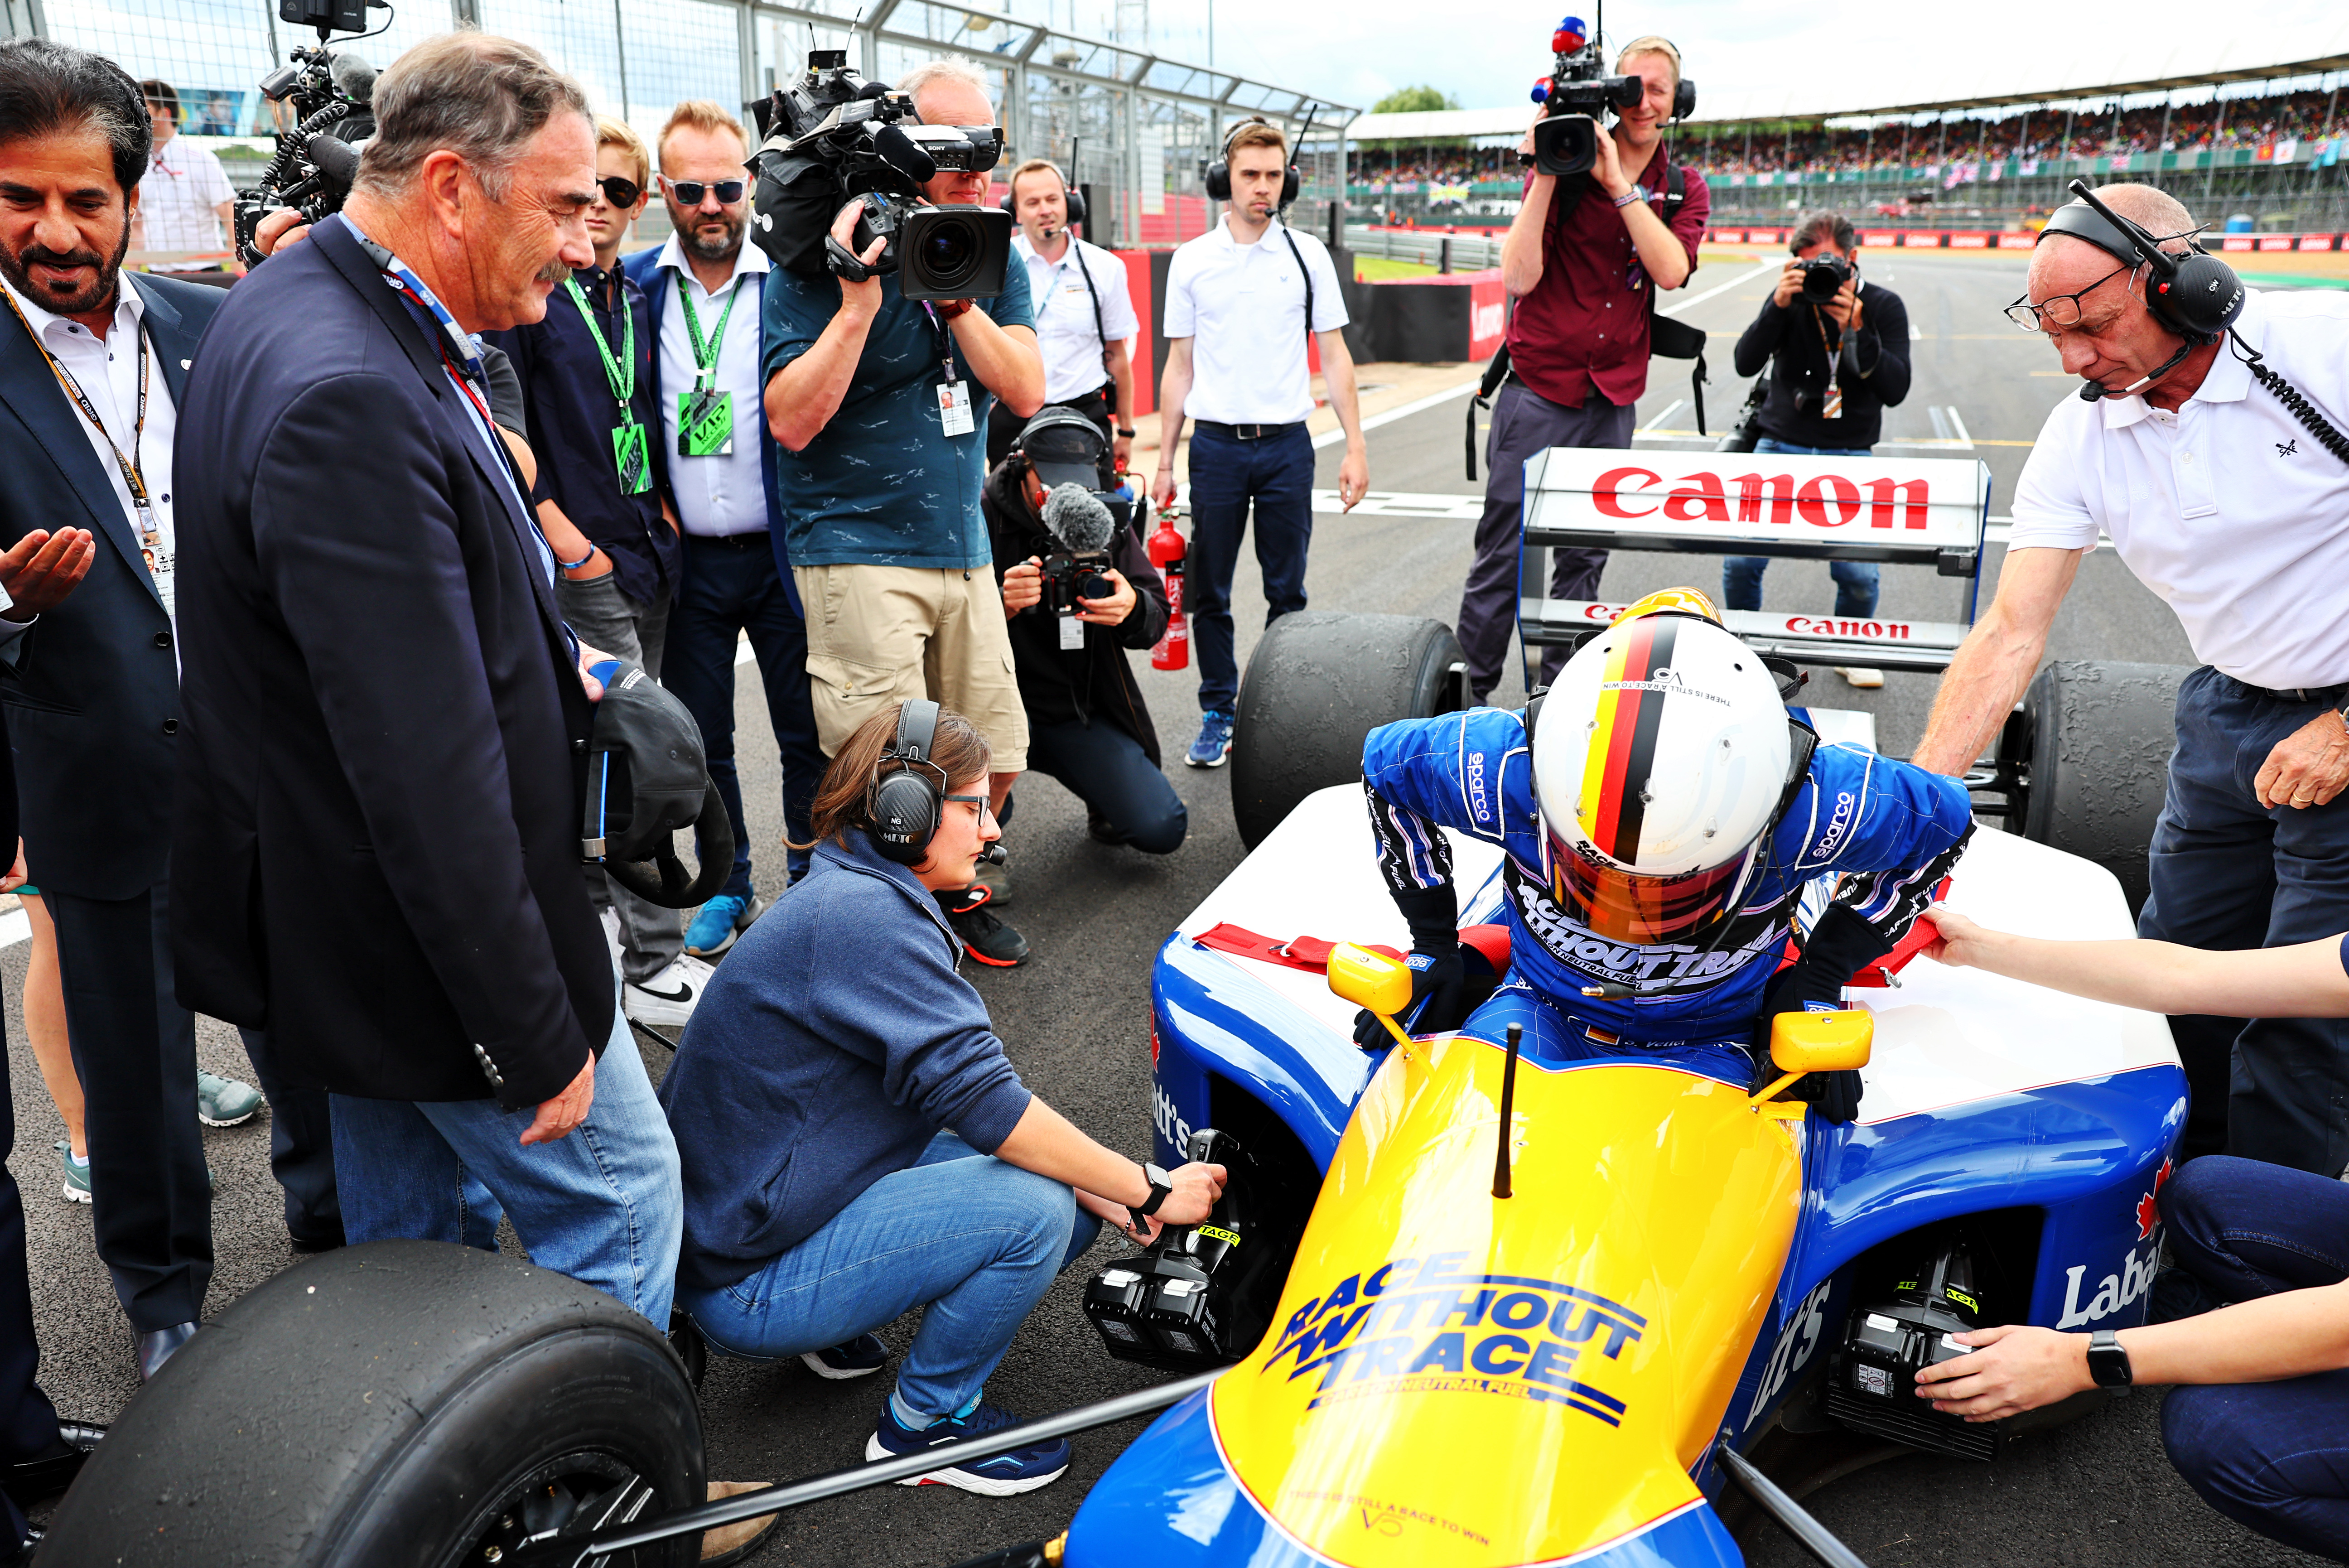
762, 58, 1045, 967
1456, 31, 1708, 704
1719, 212, 1911, 688
984, 408, 1185, 856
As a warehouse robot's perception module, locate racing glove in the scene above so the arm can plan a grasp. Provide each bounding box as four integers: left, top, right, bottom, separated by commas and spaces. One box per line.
1756, 902, 1893, 1124
1352, 885, 1467, 1051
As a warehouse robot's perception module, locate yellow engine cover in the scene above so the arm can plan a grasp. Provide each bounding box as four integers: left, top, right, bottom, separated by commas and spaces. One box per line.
1210, 1039, 1803, 1568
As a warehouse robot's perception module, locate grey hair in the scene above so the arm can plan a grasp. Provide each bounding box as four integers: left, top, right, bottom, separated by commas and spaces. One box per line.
1791, 211, 1857, 255
896, 58, 993, 110
0, 38, 150, 197
354, 32, 590, 202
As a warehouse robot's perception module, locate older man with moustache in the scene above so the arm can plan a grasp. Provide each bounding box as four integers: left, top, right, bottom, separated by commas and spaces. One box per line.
1914, 183, 2349, 1179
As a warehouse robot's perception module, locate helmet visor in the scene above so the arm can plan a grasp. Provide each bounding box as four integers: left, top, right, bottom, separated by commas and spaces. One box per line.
1547, 833, 1763, 945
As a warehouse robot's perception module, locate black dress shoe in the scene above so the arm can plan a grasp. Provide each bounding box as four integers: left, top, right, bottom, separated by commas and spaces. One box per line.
2, 1421, 101, 1505
135, 1321, 198, 1383
288, 1230, 346, 1255
5, 1522, 42, 1565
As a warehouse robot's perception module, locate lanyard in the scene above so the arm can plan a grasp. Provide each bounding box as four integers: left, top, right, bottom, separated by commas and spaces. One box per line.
2, 285, 157, 541
565, 275, 636, 412
676, 275, 743, 391
376, 253, 489, 388
921, 300, 960, 384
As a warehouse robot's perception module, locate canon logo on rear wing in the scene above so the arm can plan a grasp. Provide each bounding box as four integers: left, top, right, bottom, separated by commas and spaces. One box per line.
1572, 601, 1920, 642
1591, 466, 1934, 531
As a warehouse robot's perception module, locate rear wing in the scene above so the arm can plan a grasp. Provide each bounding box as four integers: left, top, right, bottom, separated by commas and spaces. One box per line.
1519, 450, 1993, 674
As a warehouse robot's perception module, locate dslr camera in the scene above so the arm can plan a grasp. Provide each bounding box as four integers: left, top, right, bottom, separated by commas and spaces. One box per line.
232, 40, 376, 265
749, 49, 1014, 301
1800, 251, 1852, 303
1522, 14, 1695, 179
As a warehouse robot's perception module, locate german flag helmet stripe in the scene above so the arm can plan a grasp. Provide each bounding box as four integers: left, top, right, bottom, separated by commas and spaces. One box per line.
1576, 614, 1677, 863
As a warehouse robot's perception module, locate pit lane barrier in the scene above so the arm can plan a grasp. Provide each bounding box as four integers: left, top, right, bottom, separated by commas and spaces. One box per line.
1518, 449, 1993, 674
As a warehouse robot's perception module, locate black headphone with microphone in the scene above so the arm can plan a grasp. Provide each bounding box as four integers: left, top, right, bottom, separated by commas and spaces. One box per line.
866, 700, 948, 865
2039, 179, 2243, 402
998, 159, 1087, 227
1205, 115, 1302, 205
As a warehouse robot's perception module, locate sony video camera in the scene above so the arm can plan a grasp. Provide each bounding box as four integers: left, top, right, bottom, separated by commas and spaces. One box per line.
749, 49, 1014, 301
232, 40, 376, 266
1523, 14, 1695, 179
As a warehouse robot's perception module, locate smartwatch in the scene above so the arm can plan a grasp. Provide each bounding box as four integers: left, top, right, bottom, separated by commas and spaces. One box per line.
2086, 1329, 2133, 1390
1126, 1162, 1173, 1232
1115, 426, 1138, 439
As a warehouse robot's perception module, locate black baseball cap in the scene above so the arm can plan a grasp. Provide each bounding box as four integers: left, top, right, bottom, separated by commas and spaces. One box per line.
583, 661, 732, 908
1013, 405, 1108, 491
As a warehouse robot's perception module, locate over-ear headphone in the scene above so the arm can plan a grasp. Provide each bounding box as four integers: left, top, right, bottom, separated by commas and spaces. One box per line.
866, 700, 947, 865
998, 162, 1087, 227
1204, 116, 1299, 206
2041, 179, 2243, 345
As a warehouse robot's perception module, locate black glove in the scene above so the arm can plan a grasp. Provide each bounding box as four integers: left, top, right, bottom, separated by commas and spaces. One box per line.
1352, 947, 1464, 1051
1756, 903, 1893, 1126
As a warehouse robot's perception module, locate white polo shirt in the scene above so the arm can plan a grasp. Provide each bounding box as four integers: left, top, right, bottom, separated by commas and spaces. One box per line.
1163, 216, 1348, 427
1012, 231, 1138, 405
656, 234, 770, 539
2007, 288, 2349, 692
136, 135, 233, 268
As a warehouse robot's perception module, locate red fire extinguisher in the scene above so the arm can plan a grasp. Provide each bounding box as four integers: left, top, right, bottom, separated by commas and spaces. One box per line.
1148, 505, 1189, 671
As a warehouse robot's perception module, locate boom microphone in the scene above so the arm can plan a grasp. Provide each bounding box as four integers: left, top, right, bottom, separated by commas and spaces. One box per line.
872, 121, 937, 185
328, 49, 376, 106
2079, 338, 2196, 402
305, 133, 361, 198
1043, 482, 1116, 554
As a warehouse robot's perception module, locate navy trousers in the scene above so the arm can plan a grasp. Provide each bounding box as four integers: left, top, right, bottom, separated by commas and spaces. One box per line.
1026, 718, 1187, 854
662, 533, 826, 893
2137, 667, 2349, 1173
1185, 423, 1315, 714
1457, 382, 1634, 700
0, 1008, 62, 1550
2159, 1155, 2349, 1560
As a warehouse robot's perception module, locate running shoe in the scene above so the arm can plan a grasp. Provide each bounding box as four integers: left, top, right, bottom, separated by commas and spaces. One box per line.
865, 1398, 1071, 1496
196, 1070, 264, 1128
623, 955, 717, 1029
1186, 709, 1235, 768
53, 1142, 88, 1206
685, 893, 756, 960
802, 1332, 889, 1380
940, 886, 1029, 967
1836, 666, 1886, 689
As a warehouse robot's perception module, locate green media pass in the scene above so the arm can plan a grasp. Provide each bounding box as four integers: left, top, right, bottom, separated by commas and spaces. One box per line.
612, 420, 651, 495
678, 389, 734, 457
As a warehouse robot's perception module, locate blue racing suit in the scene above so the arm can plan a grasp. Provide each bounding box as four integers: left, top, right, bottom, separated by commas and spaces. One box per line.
1363, 707, 1974, 1077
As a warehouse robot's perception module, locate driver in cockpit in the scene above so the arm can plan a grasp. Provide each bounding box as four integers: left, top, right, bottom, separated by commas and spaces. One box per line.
1356, 589, 1975, 1122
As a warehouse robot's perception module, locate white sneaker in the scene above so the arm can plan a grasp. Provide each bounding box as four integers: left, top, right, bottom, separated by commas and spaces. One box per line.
623, 955, 716, 1029
1836, 666, 1885, 689
599, 907, 624, 973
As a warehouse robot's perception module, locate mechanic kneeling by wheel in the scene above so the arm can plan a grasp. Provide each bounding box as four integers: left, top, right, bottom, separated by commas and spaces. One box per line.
659, 700, 1223, 1495
1916, 905, 2349, 1561
987, 407, 1187, 854
1357, 589, 1973, 1111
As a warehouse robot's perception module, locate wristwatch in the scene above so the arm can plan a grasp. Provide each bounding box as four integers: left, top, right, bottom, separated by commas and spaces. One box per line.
1126, 1162, 1173, 1232
2086, 1329, 2133, 1390
1115, 426, 1137, 438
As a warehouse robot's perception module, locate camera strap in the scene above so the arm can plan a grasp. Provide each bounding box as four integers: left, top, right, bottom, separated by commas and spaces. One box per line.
1279, 225, 1315, 346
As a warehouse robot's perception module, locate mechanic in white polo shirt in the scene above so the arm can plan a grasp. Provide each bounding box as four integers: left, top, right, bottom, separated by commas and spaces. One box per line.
132, 82, 233, 275
986, 158, 1139, 473
1914, 183, 2349, 1177
1153, 117, 1366, 768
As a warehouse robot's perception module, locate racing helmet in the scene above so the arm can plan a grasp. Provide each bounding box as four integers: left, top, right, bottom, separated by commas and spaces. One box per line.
1532, 592, 1795, 944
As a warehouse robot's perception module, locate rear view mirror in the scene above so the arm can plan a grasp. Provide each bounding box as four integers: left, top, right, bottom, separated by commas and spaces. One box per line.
1327, 943, 1413, 1019
1770, 1009, 1874, 1075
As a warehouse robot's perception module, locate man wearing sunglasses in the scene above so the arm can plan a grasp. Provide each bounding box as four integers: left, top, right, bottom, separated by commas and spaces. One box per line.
1914, 181, 2349, 1178
624, 101, 827, 966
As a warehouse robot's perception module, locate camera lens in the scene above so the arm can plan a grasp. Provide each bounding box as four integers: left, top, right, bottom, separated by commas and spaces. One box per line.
920, 215, 979, 291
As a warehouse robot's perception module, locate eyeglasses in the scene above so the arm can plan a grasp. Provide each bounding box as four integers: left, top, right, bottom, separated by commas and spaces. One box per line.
663, 178, 745, 207
595, 174, 643, 208
2005, 262, 2132, 333
943, 791, 996, 824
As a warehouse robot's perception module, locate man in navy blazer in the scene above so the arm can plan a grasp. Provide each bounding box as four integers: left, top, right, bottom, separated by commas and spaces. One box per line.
0, 36, 338, 1385
170, 32, 682, 1326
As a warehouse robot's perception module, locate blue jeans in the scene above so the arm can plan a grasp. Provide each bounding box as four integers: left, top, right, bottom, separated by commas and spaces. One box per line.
1027, 718, 1187, 854
1720, 439, 1879, 618
329, 1000, 684, 1325
2158, 1156, 2349, 1560
676, 1132, 1101, 1419
662, 532, 827, 892
2139, 666, 2349, 1172
1185, 423, 1315, 713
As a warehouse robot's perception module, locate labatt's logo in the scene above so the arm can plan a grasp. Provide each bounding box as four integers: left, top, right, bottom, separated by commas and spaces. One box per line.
1590, 466, 1933, 530
2058, 1158, 2174, 1329
1262, 1251, 1643, 1429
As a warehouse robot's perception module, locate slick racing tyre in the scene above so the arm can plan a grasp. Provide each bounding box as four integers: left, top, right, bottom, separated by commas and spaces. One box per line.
45, 1241, 705, 1568
1231, 612, 1468, 848
2011, 660, 2186, 916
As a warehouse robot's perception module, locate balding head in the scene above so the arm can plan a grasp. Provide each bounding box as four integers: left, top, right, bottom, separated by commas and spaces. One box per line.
2017, 182, 2223, 402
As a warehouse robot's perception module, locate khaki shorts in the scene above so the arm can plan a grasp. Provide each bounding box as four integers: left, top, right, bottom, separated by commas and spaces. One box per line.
795, 562, 1029, 773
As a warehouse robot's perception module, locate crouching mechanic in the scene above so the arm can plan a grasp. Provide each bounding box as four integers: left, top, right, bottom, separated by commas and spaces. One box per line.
1357, 591, 1974, 1115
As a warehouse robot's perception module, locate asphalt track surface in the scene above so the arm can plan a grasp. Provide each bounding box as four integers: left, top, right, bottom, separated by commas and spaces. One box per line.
0, 249, 2309, 1566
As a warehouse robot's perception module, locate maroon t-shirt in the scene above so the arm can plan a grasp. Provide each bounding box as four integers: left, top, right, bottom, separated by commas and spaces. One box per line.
1503, 152, 1710, 410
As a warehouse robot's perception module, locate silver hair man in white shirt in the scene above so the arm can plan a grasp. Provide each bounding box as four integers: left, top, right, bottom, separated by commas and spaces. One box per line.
1913, 182, 2349, 1178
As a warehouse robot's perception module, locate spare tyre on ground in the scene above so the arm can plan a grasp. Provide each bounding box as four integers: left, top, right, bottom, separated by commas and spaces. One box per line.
1229, 612, 1469, 849
44, 1240, 705, 1567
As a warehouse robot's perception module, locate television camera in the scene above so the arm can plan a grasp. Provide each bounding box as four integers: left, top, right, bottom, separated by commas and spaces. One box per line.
1523, 12, 1695, 179
232, 39, 376, 266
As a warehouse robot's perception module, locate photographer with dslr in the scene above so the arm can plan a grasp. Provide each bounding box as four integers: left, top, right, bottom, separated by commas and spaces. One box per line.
1719, 212, 1911, 688
1455, 33, 1708, 704
985, 408, 1185, 856
763, 59, 1044, 968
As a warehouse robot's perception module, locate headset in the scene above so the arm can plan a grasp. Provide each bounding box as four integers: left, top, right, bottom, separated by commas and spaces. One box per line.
997, 159, 1087, 227
2039, 179, 2243, 402
1204, 115, 1301, 205
865, 699, 948, 865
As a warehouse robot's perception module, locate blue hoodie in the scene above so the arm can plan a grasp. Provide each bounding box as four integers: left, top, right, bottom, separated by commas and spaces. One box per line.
659, 830, 1035, 1292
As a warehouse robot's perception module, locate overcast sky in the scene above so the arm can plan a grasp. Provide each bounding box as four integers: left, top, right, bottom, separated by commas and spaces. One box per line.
1083, 2, 2349, 119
